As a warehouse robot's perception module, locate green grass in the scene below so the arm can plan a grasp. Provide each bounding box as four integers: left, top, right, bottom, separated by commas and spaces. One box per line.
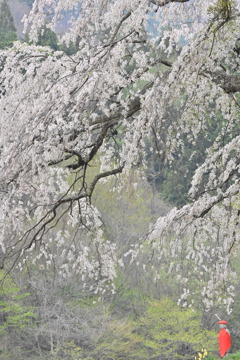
206, 352, 240, 360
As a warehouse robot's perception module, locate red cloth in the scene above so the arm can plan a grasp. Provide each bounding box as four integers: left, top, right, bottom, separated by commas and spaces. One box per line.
218, 328, 232, 357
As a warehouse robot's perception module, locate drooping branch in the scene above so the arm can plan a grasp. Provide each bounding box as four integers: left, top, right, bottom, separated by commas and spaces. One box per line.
109, 11, 132, 47
91, 81, 154, 127
203, 70, 240, 93
1, 0, 240, 311
150, 0, 189, 7
89, 163, 125, 199
65, 125, 110, 169
51, 81, 155, 170
194, 183, 239, 219
4, 162, 125, 262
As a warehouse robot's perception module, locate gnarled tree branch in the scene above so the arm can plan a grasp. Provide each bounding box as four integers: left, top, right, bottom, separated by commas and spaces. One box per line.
203, 70, 240, 93
150, 0, 189, 7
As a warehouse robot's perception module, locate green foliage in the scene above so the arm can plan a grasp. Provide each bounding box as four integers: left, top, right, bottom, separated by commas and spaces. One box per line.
136, 298, 217, 360
228, 352, 240, 360
0, 30, 17, 49
146, 133, 205, 207
204, 351, 240, 360
37, 26, 59, 51
0, 0, 17, 49
111, 275, 148, 316
93, 168, 161, 246
0, 0, 16, 33
61, 341, 82, 360
208, 0, 237, 20
26, 25, 78, 55
90, 319, 146, 360
147, 103, 240, 207
48, 340, 83, 360
59, 41, 78, 56
0, 271, 36, 335
77, 298, 217, 360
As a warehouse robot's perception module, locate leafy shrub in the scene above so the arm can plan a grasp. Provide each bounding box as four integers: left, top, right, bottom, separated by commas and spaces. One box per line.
135, 298, 217, 360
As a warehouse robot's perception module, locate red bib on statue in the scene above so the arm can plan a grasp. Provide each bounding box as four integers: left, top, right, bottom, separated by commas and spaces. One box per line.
218, 328, 232, 357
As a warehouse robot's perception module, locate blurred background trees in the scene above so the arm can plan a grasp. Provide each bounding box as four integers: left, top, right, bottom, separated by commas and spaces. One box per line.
0, 0, 17, 48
